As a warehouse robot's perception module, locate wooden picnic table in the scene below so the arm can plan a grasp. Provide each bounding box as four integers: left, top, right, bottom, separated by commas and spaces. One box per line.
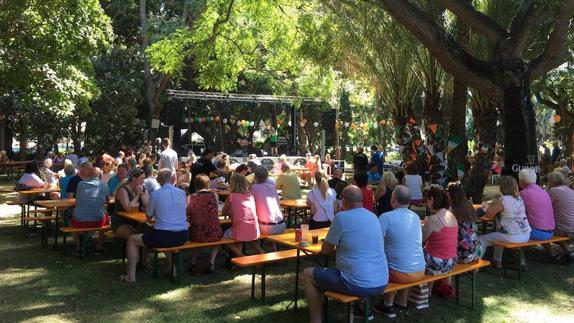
280, 198, 310, 227
18, 187, 59, 196
266, 227, 330, 309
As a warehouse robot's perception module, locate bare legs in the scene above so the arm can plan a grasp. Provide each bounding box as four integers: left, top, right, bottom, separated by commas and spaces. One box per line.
226, 241, 265, 257
124, 234, 145, 282
303, 267, 322, 323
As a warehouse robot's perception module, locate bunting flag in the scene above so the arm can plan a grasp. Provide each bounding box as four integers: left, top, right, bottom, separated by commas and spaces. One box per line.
427, 144, 434, 156
435, 152, 445, 162
447, 135, 463, 154
429, 123, 438, 135
417, 145, 426, 154
399, 145, 406, 153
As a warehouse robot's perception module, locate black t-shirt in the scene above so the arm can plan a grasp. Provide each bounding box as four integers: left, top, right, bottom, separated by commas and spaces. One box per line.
65, 175, 83, 198
189, 157, 217, 193
328, 177, 345, 190
353, 153, 369, 172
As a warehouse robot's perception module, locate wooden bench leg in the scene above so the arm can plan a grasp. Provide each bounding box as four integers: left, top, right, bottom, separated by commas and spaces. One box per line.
294, 249, 301, 310
322, 295, 329, 323
251, 267, 256, 300
122, 240, 127, 265
62, 233, 67, 255
153, 251, 159, 278
261, 264, 266, 302
472, 270, 476, 310
177, 252, 183, 284
363, 298, 371, 323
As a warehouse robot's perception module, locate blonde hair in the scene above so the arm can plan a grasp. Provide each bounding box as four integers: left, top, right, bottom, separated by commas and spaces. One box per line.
229, 173, 250, 194
379, 171, 398, 190
314, 171, 329, 199
499, 176, 520, 198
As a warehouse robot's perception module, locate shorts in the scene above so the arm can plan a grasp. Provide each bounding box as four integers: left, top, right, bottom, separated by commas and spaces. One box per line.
142, 229, 188, 248
313, 267, 386, 298
530, 228, 554, 240
72, 214, 110, 228
555, 229, 574, 238
424, 249, 456, 276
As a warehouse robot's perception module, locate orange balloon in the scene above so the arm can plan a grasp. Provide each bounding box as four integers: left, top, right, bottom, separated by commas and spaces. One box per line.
554, 115, 562, 123
380, 120, 386, 125
215, 116, 220, 122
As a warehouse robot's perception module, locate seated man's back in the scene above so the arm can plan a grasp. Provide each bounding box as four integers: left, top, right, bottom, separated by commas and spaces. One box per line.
379, 207, 425, 273
75, 177, 109, 223
327, 207, 388, 288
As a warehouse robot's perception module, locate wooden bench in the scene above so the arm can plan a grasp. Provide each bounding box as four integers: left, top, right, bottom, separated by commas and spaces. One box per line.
232, 249, 309, 302
103, 231, 127, 264
58, 225, 111, 258
152, 239, 236, 283
323, 260, 491, 323
493, 236, 571, 279
23, 216, 57, 246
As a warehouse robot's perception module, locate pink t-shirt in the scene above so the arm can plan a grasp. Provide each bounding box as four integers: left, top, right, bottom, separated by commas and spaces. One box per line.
251, 180, 283, 224
229, 192, 260, 241
520, 184, 555, 230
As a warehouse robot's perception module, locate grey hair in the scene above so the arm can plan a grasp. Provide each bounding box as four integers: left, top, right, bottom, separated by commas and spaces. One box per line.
547, 171, 565, 187
392, 185, 412, 206
63, 164, 76, 176
518, 168, 537, 185
254, 166, 269, 183
157, 168, 173, 185
560, 158, 567, 166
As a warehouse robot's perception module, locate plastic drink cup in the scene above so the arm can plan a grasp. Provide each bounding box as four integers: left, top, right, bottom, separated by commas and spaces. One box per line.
312, 235, 319, 244
301, 224, 309, 242
295, 229, 302, 242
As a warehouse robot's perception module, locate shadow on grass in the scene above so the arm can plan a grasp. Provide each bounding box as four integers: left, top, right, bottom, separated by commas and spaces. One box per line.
0, 212, 572, 322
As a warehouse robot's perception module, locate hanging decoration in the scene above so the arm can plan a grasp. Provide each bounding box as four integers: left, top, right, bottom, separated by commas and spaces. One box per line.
554, 115, 562, 123
313, 122, 319, 127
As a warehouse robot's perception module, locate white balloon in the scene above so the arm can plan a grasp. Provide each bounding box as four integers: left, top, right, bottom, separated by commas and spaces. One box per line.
313, 122, 319, 127
184, 117, 189, 123
237, 121, 241, 126
288, 121, 292, 126
373, 123, 378, 129
344, 122, 349, 128
223, 118, 228, 124
250, 121, 255, 127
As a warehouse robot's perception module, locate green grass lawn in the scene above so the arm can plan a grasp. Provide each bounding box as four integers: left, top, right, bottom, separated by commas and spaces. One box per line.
0, 182, 573, 322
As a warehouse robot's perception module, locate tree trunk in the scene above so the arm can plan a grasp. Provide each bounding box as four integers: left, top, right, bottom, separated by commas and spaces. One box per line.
448, 79, 469, 182
462, 94, 498, 202
500, 82, 538, 175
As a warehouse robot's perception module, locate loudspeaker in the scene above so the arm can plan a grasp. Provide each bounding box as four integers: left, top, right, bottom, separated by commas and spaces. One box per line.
324, 109, 336, 146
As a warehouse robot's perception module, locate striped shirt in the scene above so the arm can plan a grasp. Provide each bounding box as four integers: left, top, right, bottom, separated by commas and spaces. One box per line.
547, 185, 574, 233
74, 177, 109, 222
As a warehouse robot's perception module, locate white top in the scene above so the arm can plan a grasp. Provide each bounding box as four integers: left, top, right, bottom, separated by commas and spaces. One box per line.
404, 175, 423, 200
209, 176, 226, 189
19, 173, 45, 188
307, 187, 337, 222
159, 147, 178, 172
499, 195, 532, 235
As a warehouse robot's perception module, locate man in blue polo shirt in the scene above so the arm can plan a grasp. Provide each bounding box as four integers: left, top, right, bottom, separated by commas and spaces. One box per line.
303, 185, 388, 323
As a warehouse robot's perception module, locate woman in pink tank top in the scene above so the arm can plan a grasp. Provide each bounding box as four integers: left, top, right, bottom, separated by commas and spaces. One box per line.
222, 174, 264, 258
423, 188, 458, 276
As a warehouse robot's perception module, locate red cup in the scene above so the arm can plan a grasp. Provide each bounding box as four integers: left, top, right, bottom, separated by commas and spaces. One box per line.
295, 229, 302, 242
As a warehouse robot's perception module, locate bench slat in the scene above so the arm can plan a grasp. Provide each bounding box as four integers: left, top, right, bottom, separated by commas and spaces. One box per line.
494, 236, 571, 249
153, 239, 236, 253
23, 216, 56, 222
231, 249, 301, 267
59, 225, 111, 233
325, 259, 491, 303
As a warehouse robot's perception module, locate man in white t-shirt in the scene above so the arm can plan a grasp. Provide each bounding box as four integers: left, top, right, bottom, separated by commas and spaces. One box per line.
158, 138, 178, 173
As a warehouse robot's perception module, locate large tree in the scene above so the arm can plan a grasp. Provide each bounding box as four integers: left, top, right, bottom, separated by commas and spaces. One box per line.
370, 0, 574, 173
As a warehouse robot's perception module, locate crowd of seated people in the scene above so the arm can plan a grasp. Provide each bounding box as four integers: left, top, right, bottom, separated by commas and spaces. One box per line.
13, 145, 574, 315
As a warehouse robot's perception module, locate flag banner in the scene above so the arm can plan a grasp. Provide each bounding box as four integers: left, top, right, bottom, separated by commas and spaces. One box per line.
457, 162, 465, 179
447, 135, 463, 154
429, 123, 438, 135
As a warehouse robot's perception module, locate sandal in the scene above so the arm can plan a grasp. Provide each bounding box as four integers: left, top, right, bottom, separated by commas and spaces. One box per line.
119, 273, 135, 284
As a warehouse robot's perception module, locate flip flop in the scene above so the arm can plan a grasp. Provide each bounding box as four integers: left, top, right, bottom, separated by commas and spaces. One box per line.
119, 273, 136, 284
